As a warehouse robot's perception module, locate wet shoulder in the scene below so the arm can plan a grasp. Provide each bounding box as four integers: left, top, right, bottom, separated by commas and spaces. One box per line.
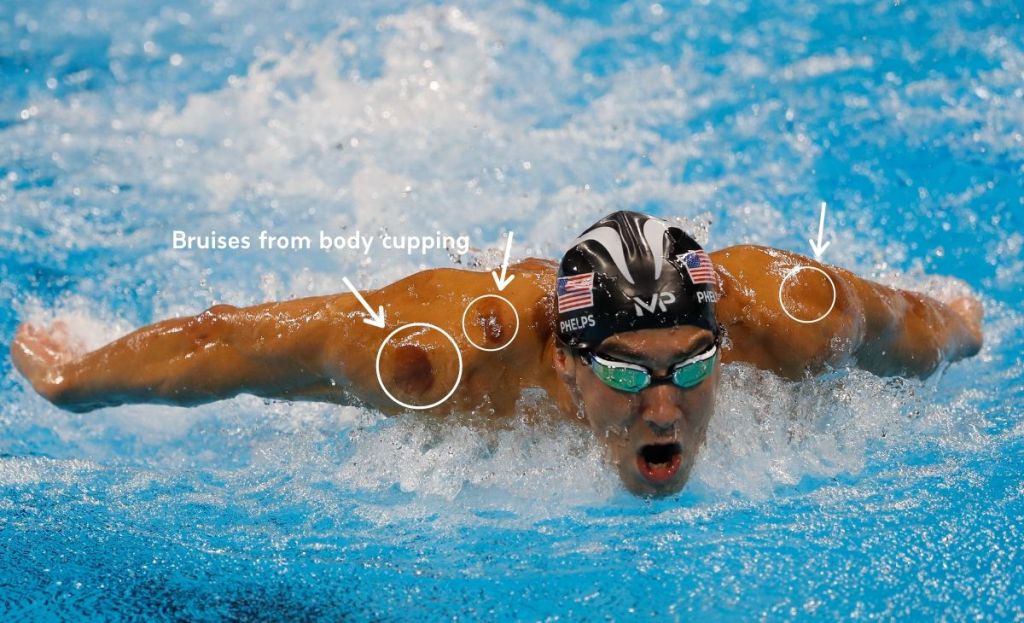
708, 245, 865, 378
360, 258, 558, 415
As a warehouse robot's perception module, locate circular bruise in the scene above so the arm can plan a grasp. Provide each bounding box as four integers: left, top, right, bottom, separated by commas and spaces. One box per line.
375, 322, 463, 410
460, 294, 520, 352
778, 265, 837, 324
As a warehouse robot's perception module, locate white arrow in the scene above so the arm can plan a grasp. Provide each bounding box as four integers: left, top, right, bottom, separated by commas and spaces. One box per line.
490, 231, 516, 291
808, 201, 832, 261
342, 276, 386, 328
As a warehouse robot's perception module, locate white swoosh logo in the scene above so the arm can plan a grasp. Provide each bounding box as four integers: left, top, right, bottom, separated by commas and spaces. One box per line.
642, 219, 668, 280
569, 226, 635, 284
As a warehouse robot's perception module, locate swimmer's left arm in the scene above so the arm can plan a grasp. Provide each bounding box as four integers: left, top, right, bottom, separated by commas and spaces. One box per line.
714, 245, 983, 379
843, 268, 983, 378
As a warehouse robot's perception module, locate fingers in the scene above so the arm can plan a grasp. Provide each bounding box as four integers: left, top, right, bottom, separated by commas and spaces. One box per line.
11, 321, 73, 403
11, 319, 83, 377
949, 296, 983, 351
950, 296, 983, 327
14, 319, 84, 362
11, 323, 51, 388
15, 323, 60, 363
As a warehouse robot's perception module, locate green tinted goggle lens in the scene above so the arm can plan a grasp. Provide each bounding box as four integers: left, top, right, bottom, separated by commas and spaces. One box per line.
672, 351, 717, 388
591, 361, 650, 392
586, 346, 718, 393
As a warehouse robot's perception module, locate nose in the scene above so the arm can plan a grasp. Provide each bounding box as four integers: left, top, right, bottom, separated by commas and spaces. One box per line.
640, 383, 682, 436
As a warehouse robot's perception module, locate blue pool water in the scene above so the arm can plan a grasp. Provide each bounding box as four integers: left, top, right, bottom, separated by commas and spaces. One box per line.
2, 0, 1022, 619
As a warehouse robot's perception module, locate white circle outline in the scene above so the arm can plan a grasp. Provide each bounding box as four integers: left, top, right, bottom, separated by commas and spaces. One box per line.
778, 265, 837, 324
374, 322, 463, 410
460, 294, 520, 352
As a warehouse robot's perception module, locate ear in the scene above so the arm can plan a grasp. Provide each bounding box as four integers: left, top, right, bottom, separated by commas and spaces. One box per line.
552, 344, 577, 384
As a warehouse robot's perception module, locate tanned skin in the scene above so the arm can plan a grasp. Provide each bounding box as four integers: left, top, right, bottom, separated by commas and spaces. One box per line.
11, 245, 982, 495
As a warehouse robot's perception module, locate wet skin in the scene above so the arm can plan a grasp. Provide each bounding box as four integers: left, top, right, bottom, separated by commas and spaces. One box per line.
11, 245, 983, 496
554, 326, 719, 495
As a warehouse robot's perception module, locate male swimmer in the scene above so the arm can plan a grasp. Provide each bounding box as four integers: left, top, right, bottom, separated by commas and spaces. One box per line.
11, 211, 983, 495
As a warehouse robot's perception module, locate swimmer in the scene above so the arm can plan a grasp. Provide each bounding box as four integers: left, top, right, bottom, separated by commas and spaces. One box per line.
11, 211, 983, 495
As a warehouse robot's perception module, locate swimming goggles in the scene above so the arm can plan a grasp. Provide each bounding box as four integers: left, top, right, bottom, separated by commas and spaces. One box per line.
579, 341, 719, 393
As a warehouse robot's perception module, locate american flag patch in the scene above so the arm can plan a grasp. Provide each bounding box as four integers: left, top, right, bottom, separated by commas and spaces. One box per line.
557, 272, 595, 313
678, 250, 717, 285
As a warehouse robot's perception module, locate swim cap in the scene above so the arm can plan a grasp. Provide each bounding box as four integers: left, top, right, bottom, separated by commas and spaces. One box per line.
555, 211, 718, 350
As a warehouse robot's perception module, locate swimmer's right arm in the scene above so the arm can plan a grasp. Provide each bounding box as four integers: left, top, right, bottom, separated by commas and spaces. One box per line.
10, 296, 364, 413
11, 260, 553, 413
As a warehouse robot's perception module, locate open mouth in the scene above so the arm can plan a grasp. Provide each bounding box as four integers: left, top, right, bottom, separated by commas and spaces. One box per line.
636, 443, 683, 483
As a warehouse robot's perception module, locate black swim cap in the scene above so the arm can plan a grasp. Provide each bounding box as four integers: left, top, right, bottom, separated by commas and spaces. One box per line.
555, 211, 718, 350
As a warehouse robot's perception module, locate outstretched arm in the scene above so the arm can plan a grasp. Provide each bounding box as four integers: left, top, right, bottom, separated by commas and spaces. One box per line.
712, 245, 983, 379
10, 260, 555, 414
10, 297, 357, 412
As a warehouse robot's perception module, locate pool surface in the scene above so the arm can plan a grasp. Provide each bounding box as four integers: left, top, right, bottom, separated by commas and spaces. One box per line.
2, 0, 1022, 619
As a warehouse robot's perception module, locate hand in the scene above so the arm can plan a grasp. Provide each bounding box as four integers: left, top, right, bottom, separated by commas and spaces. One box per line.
10, 320, 83, 401
949, 295, 983, 353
